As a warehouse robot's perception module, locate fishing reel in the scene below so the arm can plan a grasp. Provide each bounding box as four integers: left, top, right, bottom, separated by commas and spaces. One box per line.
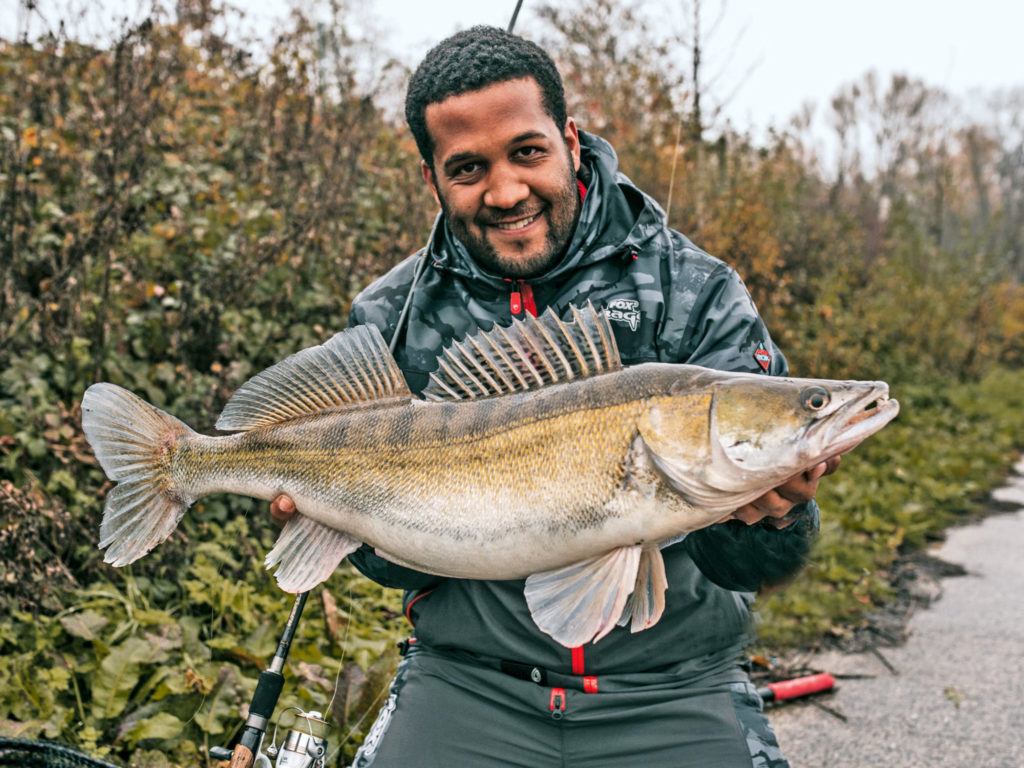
262, 708, 330, 768
210, 706, 329, 768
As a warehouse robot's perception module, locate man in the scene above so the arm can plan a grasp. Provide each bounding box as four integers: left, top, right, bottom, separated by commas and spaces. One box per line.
273, 26, 838, 767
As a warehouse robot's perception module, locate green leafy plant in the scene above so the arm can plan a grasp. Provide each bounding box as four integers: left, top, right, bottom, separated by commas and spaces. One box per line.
0, 512, 407, 764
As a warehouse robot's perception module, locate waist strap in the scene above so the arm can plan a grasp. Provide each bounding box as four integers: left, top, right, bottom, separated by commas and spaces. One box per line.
404, 640, 749, 693
499, 659, 598, 693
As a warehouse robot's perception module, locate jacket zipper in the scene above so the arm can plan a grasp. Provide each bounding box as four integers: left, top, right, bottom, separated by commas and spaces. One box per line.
549, 687, 566, 720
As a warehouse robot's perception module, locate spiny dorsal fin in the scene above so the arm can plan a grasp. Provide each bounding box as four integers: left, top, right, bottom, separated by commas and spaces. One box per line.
216, 324, 411, 431
422, 302, 622, 402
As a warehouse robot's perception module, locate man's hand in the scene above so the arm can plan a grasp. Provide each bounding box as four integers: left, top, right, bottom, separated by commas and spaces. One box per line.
720, 455, 842, 528
270, 494, 297, 526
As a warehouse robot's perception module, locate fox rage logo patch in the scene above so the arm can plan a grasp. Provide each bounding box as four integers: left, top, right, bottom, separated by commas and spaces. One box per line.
754, 343, 772, 371
605, 299, 642, 332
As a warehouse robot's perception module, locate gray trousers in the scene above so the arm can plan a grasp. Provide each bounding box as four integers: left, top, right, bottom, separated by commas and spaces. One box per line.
351, 647, 789, 768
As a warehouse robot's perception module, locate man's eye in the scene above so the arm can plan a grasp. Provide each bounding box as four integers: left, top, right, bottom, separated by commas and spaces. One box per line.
452, 162, 481, 178
516, 146, 541, 158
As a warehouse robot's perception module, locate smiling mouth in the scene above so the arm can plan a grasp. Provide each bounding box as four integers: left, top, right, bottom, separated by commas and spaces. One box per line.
491, 212, 541, 232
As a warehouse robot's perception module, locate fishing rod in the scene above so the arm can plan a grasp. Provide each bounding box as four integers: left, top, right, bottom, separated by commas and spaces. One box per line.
507, 0, 524, 32
210, 592, 329, 768
216, 6, 530, 762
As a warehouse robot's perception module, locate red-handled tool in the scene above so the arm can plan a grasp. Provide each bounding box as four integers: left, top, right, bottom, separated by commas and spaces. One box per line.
757, 673, 835, 703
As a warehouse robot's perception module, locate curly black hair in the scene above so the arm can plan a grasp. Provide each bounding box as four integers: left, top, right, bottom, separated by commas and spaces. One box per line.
405, 25, 567, 168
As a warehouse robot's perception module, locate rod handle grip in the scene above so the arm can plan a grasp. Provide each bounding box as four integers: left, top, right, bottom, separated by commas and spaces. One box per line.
759, 672, 835, 702
228, 744, 254, 768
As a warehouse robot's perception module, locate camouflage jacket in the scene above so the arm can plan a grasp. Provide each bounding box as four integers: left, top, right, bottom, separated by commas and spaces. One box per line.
346, 131, 818, 677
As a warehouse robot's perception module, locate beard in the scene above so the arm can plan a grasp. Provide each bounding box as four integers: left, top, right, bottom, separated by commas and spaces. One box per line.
440, 156, 580, 279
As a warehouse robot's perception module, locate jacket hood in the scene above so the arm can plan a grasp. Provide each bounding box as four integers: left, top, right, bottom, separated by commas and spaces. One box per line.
428, 131, 668, 287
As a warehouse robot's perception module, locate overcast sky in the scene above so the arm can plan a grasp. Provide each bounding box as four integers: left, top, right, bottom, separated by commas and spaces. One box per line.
4, 0, 1022, 136
292, 0, 1023, 135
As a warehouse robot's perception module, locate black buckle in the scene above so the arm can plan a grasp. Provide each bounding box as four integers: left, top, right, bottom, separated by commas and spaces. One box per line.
500, 660, 547, 686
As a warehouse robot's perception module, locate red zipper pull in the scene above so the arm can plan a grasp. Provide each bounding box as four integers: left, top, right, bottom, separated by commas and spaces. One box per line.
518, 280, 537, 317
510, 291, 523, 315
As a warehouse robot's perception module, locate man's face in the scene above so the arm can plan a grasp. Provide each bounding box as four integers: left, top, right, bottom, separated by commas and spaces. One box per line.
421, 77, 582, 279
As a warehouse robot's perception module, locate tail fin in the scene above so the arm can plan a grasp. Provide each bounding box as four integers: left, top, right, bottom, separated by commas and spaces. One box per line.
81, 383, 196, 566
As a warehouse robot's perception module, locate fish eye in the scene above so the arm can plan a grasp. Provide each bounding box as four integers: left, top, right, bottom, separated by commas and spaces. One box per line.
801, 386, 830, 411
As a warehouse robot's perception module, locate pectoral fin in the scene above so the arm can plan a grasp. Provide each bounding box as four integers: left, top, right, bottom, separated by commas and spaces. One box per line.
265, 515, 361, 592
524, 545, 642, 647
618, 546, 668, 633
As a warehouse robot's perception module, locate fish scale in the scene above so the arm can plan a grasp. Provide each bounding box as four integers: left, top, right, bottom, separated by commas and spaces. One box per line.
181, 395, 646, 556
81, 304, 899, 647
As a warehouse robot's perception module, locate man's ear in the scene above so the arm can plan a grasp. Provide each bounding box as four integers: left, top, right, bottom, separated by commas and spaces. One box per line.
421, 160, 441, 206
564, 117, 581, 173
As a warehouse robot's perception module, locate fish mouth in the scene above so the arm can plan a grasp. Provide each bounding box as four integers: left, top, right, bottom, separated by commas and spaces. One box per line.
820, 384, 900, 458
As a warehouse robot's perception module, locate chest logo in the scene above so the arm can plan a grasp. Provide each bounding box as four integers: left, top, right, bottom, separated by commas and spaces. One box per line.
754, 343, 772, 371
606, 299, 642, 332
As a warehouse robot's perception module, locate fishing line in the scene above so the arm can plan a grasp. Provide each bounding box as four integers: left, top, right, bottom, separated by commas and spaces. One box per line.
325, 580, 355, 717
665, 117, 684, 224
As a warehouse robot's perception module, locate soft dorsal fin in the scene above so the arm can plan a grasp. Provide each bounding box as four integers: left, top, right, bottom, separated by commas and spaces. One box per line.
422, 302, 622, 402
216, 324, 411, 431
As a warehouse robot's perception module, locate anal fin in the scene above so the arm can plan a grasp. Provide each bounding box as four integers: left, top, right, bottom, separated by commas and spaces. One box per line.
524, 545, 642, 647
265, 515, 361, 592
618, 546, 668, 633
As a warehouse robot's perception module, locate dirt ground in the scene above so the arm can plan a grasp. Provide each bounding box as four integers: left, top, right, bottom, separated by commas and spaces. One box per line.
762, 460, 1024, 767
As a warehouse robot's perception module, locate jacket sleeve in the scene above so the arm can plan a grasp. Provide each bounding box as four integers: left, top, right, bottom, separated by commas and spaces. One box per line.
670, 262, 820, 592
347, 544, 444, 591
682, 502, 820, 592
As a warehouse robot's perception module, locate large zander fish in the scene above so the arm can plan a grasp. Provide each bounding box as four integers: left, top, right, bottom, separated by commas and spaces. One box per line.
82, 305, 899, 647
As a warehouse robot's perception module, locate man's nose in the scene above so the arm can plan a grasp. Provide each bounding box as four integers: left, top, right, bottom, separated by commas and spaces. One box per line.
483, 163, 530, 210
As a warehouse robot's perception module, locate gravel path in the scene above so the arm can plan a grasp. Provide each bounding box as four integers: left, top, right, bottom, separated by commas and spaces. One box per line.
769, 459, 1024, 768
